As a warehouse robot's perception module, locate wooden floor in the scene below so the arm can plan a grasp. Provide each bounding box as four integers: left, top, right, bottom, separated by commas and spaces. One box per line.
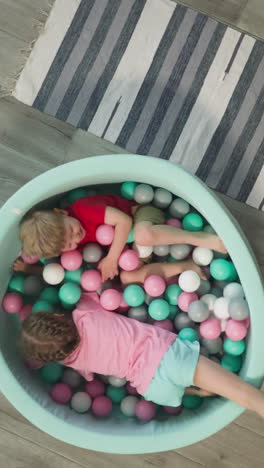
1, 0, 264, 466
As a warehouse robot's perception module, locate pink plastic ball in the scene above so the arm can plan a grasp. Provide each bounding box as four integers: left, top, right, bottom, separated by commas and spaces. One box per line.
2, 292, 23, 313
61, 250, 82, 270
166, 218, 182, 228
50, 383, 72, 404
96, 224, 115, 246
163, 405, 183, 415
119, 249, 139, 271
100, 288, 121, 310
92, 395, 113, 417
199, 318, 221, 339
19, 304, 32, 321
135, 400, 156, 421
126, 383, 139, 395
178, 292, 198, 312
153, 319, 174, 331
21, 252, 39, 264
81, 270, 102, 291
25, 358, 43, 370
144, 275, 166, 297
118, 296, 130, 313
225, 319, 247, 341
241, 316, 250, 329
85, 378, 105, 398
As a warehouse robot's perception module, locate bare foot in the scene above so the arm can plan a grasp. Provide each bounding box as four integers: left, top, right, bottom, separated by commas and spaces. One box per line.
184, 259, 207, 280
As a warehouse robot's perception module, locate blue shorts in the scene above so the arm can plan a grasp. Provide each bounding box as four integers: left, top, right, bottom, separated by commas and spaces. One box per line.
144, 338, 200, 407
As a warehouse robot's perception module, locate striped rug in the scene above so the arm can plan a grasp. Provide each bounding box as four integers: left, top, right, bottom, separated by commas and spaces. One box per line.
13, 0, 264, 210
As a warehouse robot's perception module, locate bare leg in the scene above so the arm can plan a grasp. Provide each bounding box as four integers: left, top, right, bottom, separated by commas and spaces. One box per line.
134, 221, 227, 254
193, 355, 264, 418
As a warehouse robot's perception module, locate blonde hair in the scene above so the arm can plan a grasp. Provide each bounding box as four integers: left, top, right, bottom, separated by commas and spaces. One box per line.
19, 210, 65, 258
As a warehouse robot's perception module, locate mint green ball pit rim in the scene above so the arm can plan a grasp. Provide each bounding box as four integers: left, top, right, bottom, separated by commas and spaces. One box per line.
0, 155, 264, 454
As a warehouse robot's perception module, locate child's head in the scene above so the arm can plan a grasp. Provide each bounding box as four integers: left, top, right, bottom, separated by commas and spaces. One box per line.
20, 312, 80, 363
19, 209, 85, 258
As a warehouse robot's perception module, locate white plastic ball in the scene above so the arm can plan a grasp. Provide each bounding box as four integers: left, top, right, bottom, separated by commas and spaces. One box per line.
43, 263, 65, 285
120, 396, 139, 417
153, 245, 170, 256
83, 242, 103, 263
169, 198, 190, 218
133, 243, 153, 258
153, 188, 172, 209
223, 282, 244, 299
128, 305, 148, 322
24, 275, 43, 296
192, 247, 213, 266
221, 319, 228, 332
134, 184, 154, 204
108, 376, 127, 387
170, 244, 191, 260
213, 297, 230, 320
200, 294, 217, 311
62, 369, 82, 388
71, 392, 91, 413
178, 270, 200, 292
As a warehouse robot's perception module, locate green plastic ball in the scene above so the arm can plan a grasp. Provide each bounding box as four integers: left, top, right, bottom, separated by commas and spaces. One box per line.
39, 258, 50, 264
223, 338, 246, 356
106, 385, 126, 403
168, 305, 180, 320
65, 268, 83, 284
167, 256, 178, 263
165, 284, 182, 305
32, 300, 54, 314
61, 301, 75, 311
40, 287, 60, 305
66, 188, 88, 204
221, 354, 242, 373
182, 395, 203, 409
178, 328, 199, 342
8, 274, 25, 294
39, 362, 63, 383
59, 282, 81, 305
182, 213, 204, 232
210, 259, 236, 281
123, 285, 145, 307
148, 299, 170, 320
120, 181, 138, 200
127, 228, 134, 243
227, 262, 238, 281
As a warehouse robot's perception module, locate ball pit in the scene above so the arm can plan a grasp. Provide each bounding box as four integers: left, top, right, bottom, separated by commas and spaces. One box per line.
0, 155, 264, 454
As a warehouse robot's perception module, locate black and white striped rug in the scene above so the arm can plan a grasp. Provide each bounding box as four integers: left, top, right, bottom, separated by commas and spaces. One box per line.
13, 0, 264, 210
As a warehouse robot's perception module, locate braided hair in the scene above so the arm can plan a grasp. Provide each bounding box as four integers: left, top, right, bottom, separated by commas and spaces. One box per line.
20, 312, 80, 363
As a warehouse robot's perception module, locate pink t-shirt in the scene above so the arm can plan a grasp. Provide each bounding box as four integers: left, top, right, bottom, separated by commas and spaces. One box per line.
64, 293, 176, 395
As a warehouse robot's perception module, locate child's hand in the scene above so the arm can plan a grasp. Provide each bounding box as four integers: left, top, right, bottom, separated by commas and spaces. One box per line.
13, 259, 30, 273
98, 255, 119, 282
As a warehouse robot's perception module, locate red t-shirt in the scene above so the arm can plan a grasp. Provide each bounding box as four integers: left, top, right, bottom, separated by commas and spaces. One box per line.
66, 194, 135, 243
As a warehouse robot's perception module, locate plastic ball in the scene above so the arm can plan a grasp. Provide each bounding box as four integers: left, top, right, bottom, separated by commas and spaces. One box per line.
153, 245, 170, 256
43, 263, 65, 285
223, 338, 246, 356
133, 243, 153, 258
50, 383, 72, 404
119, 249, 139, 271
71, 392, 91, 413
108, 376, 127, 387
221, 354, 242, 373
192, 247, 213, 266
92, 395, 112, 416
128, 305, 148, 322
24, 358, 43, 370
81, 270, 102, 291
225, 319, 247, 341
96, 224, 115, 246
241, 316, 250, 329
120, 395, 139, 417
165, 284, 182, 305
126, 383, 138, 395
32, 300, 54, 314
170, 244, 191, 260
106, 385, 126, 403
169, 304, 180, 320
174, 312, 195, 331
213, 297, 230, 320
83, 242, 103, 263
144, 275, 166, 297
8, 274, 25, 294
182, 395, 203, 409
64, 268, 83, 284
19, 304, 32, 321
62, 368, 82, 388
223, 282, 244, 299
24, 275, 43, 296
134, 184, 154, 204
203, 225, 216, 234
166, 218, 182, 228
197, 279, 211, 296
67, 188, 88, 203
229, 298, 249, 321
188, 300, 210, 323
135, 400, 156, 421
61, 250, 82, 271
178, 328, 199, 342
178, 292, 198, 312
121, 181, 137, 200
96, 279, 113, 296
210, 286, 222, 298
182, 213, 204, 231
153, 188, 172, 208
118, 296, 130, 313
210, 259, 235, 281
59, 283, 81, 305
148, 299, 170, 320
123, 285, 145, 307
40, 287, 60, 305
127, 228, 134, 243
178, 270, 200, 292
201, 337, 223, 354
169, 198, 190, 218
21, 252, 39, 264
40, 362, 63, 383
153, 319, 174, 331
200, 294, 216, 311
85, 378, 105, 398
2, 292, 23, 313
100, 288, 121, 310
199, 318, 221, 339
163, 404, 183, 415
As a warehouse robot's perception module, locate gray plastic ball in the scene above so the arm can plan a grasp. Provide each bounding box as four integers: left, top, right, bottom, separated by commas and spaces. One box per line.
24, 275, 44, 296
188, 300, 210, 322
128, 305, 148, 322
62, 369, 82, 388
153, 245, 170, 256
134, 184, 154, 204
153, 188, 172, 209
170, 244, 191, 260
223, 282, 244, 299
169, 198, 190, 218
174, 312, 195, 331
229, 297, 249, 320
201, 337, 223, 354
71, 392, 91, 413
196, 279, 211, 296
210, 287, 222, 298
200, 346, 210, 357
203, 225, 216, 234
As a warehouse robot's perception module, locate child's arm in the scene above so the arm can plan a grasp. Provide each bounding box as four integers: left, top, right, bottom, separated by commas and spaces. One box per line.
13, 259, 43, 276
98, 207, 132, 281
